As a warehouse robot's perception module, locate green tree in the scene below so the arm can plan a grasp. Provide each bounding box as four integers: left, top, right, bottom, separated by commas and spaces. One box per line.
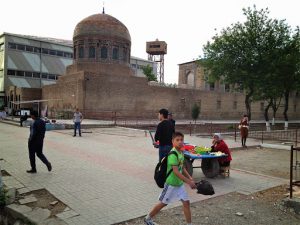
191, 104, 200, 123
201, 6, 286, 120
142, 65, 157, 82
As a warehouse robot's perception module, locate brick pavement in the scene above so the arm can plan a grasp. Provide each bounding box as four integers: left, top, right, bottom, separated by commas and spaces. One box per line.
0, 123, 287, 225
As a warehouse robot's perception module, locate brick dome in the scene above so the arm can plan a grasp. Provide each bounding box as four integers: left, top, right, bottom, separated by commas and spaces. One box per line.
73, 13, 131, 42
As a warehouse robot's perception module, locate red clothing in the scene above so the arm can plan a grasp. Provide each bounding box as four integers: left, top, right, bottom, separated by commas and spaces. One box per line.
213, 140, 232, 163
240, 119, 249, 138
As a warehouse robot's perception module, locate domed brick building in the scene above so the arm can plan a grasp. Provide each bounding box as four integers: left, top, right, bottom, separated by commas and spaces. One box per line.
42, 11, 299, 120
68, 13, 133, 76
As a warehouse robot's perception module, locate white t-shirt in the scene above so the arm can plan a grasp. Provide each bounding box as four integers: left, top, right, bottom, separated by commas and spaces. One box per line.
74, 112, 82, 123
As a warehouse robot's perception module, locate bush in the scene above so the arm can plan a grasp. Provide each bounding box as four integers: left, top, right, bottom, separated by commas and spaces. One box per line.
192, 104, 200, 122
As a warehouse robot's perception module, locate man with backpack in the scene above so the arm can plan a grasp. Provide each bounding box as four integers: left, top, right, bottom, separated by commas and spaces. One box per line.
146, 132, 196, 225
155, 109, 175, 161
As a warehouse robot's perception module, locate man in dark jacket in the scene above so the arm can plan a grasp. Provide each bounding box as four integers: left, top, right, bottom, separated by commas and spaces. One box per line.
155, 109, 175, 161
27, 111, 52, 173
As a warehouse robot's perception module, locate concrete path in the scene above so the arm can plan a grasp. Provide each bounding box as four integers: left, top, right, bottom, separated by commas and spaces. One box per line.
0, 124, 287, 225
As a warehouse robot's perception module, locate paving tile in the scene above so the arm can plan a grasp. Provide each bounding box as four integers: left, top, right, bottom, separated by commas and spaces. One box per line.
19, 196, 37, 204
0, 124, 287, 225
56, 210, 80, 220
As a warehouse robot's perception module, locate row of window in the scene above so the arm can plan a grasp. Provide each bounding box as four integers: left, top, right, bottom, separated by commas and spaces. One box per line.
7, 69, 59, 80
75, 46, 127, 61
8, 42, 73, 58
131, 64, 151, 70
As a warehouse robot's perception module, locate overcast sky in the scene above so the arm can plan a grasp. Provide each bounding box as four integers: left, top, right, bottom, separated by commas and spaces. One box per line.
0, 0, 299, 83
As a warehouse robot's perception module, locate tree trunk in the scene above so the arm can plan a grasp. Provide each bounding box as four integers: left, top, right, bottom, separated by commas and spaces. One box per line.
264, 101, 272, 132
245, 89, 253, 121
283, 91, 289, 130
272, 112, 276, 125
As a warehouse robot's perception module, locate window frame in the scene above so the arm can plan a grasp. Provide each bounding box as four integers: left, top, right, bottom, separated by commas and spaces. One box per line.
112, 47, 119, 60
100, 46, 108, 59
88, 46, 96, 59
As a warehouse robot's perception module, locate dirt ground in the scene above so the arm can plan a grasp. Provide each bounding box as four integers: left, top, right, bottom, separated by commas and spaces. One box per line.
230, 147, 292, 179
19, 189, 66, 217
115, 147, 300, 225
115, 186, 299, 225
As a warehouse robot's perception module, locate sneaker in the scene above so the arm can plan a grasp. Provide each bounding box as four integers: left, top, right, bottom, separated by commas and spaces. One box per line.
47, 162, 52, 172
26, 169, 37, 174
144, 217, 155, 225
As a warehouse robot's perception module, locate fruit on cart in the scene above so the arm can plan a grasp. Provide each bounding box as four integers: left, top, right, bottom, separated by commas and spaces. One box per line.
195, 146, 211, 154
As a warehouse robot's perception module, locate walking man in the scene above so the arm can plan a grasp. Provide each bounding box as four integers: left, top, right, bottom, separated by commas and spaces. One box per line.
155, 109, 175, 161
73, 108, 83, 137
27, 111, 52, 173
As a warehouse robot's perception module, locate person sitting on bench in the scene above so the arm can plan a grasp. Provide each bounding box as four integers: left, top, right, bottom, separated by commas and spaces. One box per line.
211, 133, 232, 168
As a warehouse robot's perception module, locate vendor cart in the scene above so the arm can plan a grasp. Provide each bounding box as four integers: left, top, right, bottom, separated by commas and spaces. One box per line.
149, 130, 227, 178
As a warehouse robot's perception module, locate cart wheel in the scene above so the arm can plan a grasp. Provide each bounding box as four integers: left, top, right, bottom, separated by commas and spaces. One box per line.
184, 158, 193, 177
201, 158, 220, 178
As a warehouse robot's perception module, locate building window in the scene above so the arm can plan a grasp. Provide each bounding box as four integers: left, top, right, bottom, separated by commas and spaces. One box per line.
42, 48, 49, 54
25, 71, 32, 77
101, 47, 107, 59
8, 43, 17, 49
25, 46, 33, 52
112, 47, 119, 60
7, 70, 15, 76
17, 44, 25, 51
48, 74, 56, 80
65, 52, 72, 58
49, 49, 56, 56
34, 47, 41, 53
89, 46, 96, 58
57, 51, 63, 57
233, 101, 237, 110
0, 43, 4, 51
260, 102, 264, 111
16, 71, 24, 77
294, 104, 297, 112
42, 73, 48, 79
217, 100, 221, 110
32, 72, 40, 78
79, 47, 84, 58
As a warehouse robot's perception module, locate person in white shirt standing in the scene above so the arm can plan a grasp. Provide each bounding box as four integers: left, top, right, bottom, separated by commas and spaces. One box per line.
73, 108, 83, 137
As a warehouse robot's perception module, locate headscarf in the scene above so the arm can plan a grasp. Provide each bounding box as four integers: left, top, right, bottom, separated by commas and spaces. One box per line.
213, 133, 223, 140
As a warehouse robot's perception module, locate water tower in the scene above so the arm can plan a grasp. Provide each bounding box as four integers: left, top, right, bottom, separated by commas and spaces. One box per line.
146, 39, 167, 83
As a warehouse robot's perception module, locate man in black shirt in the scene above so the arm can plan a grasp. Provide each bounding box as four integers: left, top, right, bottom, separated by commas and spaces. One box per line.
27, 111, 52, 173
155, 109, 175, 161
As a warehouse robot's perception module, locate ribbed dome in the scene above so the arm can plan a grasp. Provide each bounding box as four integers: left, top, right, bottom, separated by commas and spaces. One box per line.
73, 13, 131, 41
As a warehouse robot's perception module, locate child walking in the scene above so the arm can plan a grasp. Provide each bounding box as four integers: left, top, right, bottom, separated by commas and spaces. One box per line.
145, 132, 196, 225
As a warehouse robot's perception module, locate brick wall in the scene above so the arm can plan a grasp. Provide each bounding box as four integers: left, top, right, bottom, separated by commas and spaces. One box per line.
42, 71, 300, 120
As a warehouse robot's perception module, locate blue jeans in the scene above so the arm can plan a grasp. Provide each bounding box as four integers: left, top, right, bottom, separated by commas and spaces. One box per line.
74, 122, 81, 136
159, 145, 172, 161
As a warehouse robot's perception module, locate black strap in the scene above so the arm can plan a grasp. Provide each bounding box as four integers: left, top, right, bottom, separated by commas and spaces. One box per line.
165, 151, 179, 179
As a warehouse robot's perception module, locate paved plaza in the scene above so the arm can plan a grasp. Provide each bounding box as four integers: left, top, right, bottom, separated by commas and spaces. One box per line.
0, 123, 288, 225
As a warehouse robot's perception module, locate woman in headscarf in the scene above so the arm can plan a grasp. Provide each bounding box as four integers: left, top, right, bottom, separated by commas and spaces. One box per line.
211, 133, 232, 167
239, 115, 249, 147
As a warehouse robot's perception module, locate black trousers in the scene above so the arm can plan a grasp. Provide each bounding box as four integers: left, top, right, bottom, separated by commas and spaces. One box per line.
28, 140, 50, 170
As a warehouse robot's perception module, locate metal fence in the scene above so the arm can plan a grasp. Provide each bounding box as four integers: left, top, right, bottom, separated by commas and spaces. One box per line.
290, 146, 300, 198
249, 129, 300, 145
